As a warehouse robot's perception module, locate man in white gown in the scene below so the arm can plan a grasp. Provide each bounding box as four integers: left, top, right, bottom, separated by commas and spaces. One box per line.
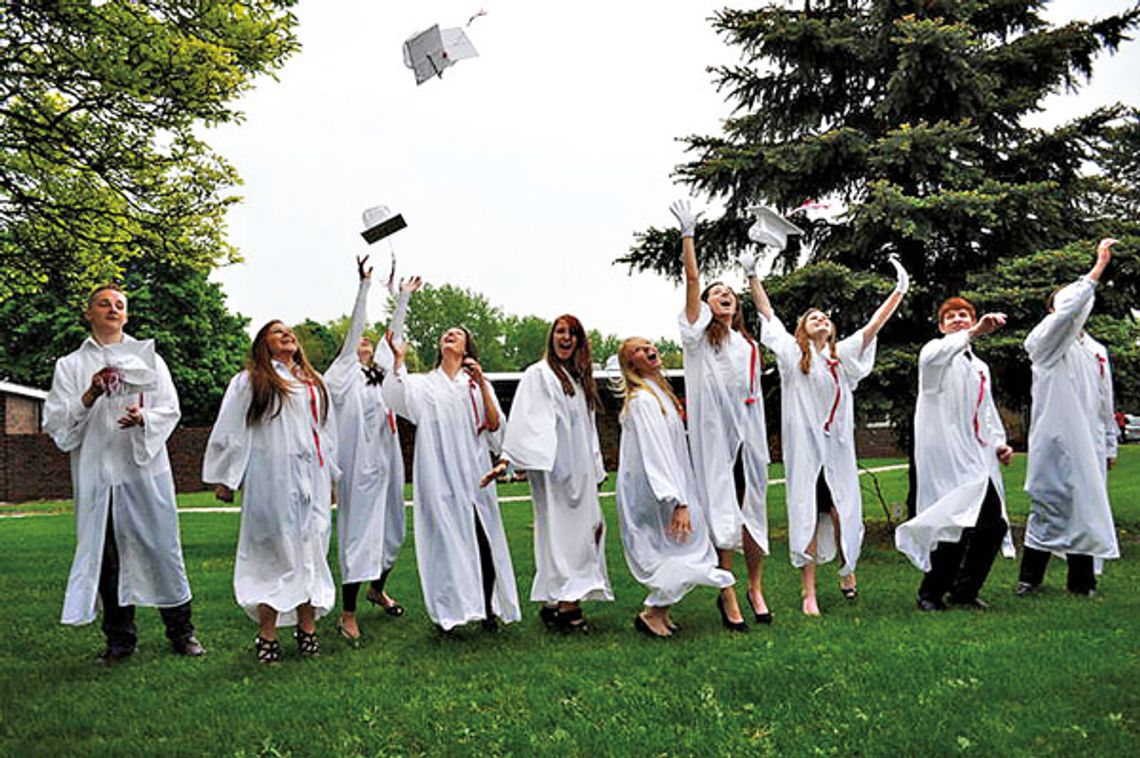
1017, 238, 1120, 597
43, 285, 203, 663
895, 297, 1015, 611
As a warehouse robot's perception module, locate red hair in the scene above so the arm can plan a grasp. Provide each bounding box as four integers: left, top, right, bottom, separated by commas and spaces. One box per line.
937, 297, 976, 324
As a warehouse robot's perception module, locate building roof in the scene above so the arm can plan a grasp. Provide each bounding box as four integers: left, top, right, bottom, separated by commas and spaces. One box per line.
0, 381, 48, 401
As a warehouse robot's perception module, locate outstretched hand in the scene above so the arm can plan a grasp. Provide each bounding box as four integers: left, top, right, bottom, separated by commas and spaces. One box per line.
1091, 237, 1117, 281
480, 461, 509, 488
386, 252, 397, 295
400, 275, 423, 295
669, 199, 702, 238
356, 254, 373, 281
970, 312, 1007, 337
737, 251, 757, 277
384, 330, 408, 367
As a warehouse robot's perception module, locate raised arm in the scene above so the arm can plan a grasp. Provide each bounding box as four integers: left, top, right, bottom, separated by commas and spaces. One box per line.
387, 275, 422, 342
740, 251, 774, 321
1025, 238, 1114, 366
671, 200, 704, 325
860, 254, 909, 350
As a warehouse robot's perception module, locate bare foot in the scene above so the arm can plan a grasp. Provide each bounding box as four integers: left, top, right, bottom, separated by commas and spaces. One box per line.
639, 610, 673, 637
840, 573, 857, 591
749, 589, 770, 616
802, 596, 821, 617
337, 614, 360, 639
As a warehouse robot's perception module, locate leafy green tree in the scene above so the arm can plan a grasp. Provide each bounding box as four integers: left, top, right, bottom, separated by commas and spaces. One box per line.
292, 319, 340, 374
401, 283, 508, 371
1, 1, 300, 298
0, 258, 249, 425
502, 315, 552, 370
617, 1, 1140, 508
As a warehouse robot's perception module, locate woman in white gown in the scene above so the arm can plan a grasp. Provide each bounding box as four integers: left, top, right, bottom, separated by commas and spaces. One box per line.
203, 320, 338, 663
672, 199, 769, 630
486, 315, 613, 631
323, 256, 421, 640
382, 327, 521, 632
750, 256, 907, 615
614, 337, 735, 638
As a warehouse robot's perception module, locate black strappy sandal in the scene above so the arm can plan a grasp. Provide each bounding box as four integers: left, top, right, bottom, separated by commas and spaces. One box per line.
255, 635, 282, 664
539, 605, 560, 629
294, 628, 321, 658
556, 607, 590, 633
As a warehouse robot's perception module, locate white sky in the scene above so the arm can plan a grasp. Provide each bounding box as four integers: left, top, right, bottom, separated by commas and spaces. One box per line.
208, 1, 1140, 341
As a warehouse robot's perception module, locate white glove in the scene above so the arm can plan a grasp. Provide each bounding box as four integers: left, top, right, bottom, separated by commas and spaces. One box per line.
888, 253, 909, 295
736, 251, 757, 277
669, 199, 702, 238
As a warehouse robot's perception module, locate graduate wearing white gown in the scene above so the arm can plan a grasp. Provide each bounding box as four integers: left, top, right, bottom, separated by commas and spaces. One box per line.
43, 285, 200, 662
895, 300, 1015, 610
614, 337, 735, 638
323, 257, 420, 639
382, 327, 521, 632
1018, 239, 1120, 596
749, 256, 906, 615
203, 320, 338, 662
490, 315, 613, 631
671, 199, 768, 630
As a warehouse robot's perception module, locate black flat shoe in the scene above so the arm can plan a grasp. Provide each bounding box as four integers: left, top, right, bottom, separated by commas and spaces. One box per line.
717, 593, 749, 633
916, 595, 947, 612
481, 617, 500, 633
633, 614, 670, 639
1013, 581, 1039, 597
840, 585, 858, 601
746, 592, 773, 624
555, 607, 590, 633
947, 595, 989, 610
172, 636, 206, 657
96, 645, 136, 666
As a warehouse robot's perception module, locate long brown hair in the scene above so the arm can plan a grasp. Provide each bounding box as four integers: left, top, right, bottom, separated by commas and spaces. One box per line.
544, 314, 601, 412
700, 281, 753, 351
246, 320, 329, 425
793, 308, 837, 375
617, 337, 683, 419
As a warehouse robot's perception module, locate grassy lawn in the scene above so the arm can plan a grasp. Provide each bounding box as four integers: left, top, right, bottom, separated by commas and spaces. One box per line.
0, 448, 1137, 755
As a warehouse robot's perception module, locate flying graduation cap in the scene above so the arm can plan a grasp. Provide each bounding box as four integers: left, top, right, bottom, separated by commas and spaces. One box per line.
361, 205, 407, 245
403, 24, 479, 85
746, 205, 803, 251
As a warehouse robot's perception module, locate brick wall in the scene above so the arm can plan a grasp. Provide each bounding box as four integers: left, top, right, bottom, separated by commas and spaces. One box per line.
3, 395, 41, 435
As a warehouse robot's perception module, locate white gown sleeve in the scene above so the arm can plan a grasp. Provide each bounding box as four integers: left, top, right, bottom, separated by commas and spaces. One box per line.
202, 372, 254, 490
500, 366, 557, 471
678, 303, 713, 349
628, 393, 686, 509
757, 311, 800, 364
42, 358, 93, 453
918, 331, 971, 394
837, 329, 877, 383
1024, 276, 1096, 368
1104, 352, 1119, 460
381, 366, 422, 425
325, 279, 371, 396
388, 290, 412, 343
130, 353, 181, 466
484, 386, 506, 457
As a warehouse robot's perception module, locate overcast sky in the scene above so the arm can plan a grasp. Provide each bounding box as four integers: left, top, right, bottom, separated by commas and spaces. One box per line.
208, 1, 1140, 342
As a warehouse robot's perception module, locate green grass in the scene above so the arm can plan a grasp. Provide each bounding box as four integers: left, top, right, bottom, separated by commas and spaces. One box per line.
1, 448, 1138, 756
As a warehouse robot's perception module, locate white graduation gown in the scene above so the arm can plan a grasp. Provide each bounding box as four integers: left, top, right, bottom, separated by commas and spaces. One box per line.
324, 279, 407, 584
43, 335, 192, 625
678, 302, 770, 553
895, 332, 1015, 571
382, 366, 521, 630
501, 362, 613, 603
1023, 276, 1119, 565
616, 380, 735, 607
202, 365, 338, 626
759, 314, 876, 574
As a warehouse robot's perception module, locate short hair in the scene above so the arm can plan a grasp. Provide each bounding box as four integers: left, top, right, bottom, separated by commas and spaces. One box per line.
937, 296, 975, 323
87, 283, 126, 309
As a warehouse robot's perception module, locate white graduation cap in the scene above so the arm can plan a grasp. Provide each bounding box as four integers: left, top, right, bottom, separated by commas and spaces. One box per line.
403, 24, 479, 85
746, 205, 804, 251
100, 339, 158, 395
361, 205, 407, 245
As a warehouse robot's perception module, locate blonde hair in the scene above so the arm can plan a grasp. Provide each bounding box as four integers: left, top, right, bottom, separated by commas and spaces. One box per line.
794, 309, 837, 375
617, 337, 684, 419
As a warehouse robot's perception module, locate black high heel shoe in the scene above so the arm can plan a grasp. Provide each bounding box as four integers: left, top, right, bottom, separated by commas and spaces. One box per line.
746, 592, 773, 624
717, 593, 749, 633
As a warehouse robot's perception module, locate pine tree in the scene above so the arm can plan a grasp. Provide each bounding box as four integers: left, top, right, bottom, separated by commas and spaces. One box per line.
618, 1, 1139, 510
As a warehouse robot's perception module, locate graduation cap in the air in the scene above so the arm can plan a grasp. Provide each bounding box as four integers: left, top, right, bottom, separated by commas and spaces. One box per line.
746, 205, 803, 250
403, 24, 479, 85
361, 205, 407, 245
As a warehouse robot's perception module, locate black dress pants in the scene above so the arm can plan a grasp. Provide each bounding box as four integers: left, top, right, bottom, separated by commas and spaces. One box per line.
917, 482, 1008, 603
1019, 546, 1096, 594
99, 501, 194, 652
